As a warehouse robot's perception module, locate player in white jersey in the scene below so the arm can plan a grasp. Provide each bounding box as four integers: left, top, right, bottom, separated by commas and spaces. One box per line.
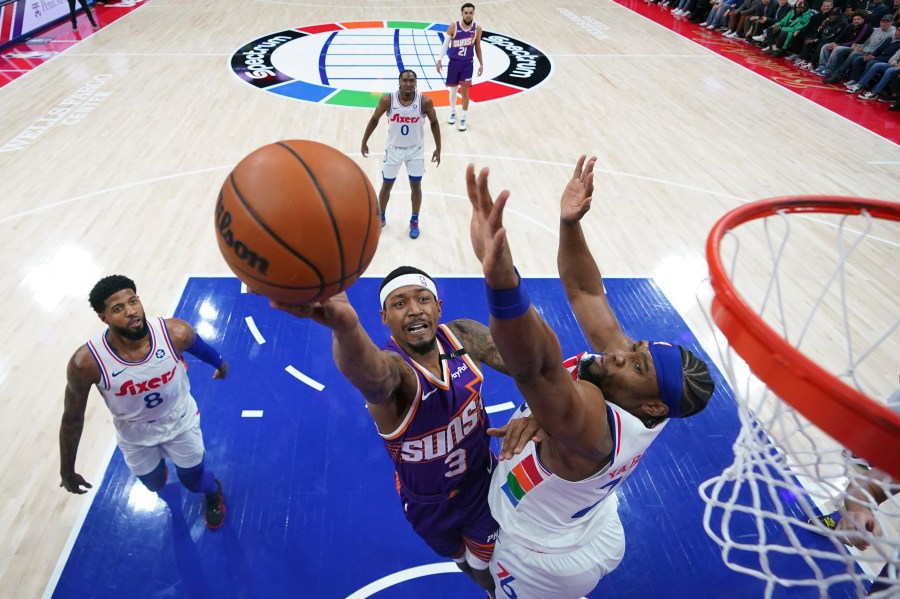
465, 157, 714, 598
361, 69, 441, 240
59, 275, 229, 529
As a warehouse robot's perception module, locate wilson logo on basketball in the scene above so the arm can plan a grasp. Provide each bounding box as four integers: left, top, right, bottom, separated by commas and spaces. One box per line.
114, 366, 178, 397
389, 114, 420, 123
215, 195, 271, 276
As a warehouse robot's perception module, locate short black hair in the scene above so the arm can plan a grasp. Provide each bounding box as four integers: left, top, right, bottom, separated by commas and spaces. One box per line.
398, 69, 417, 80
89, 275, 136, 313
678, 346, 715, 418
462, 3, 475, 11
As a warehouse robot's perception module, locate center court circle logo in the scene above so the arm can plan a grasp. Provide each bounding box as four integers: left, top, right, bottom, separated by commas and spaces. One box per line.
230, 21, 552, 108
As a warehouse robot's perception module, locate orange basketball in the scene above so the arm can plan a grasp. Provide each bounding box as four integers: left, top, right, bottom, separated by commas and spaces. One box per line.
215, 140, 380, 303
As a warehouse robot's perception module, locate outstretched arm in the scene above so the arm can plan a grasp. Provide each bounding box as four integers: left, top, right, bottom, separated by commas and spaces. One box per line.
270, 293, 417, 432
466, 165, 608, 455
59, 348, 99, 494
361, 94, 390, 158
558, 155, 632, 353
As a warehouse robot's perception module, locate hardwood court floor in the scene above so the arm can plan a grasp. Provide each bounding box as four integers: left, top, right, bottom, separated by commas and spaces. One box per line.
0, 0, 896, 597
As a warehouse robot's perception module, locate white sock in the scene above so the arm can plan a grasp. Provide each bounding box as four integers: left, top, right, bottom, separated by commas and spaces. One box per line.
449, 88, 458, 111
461, 110, 468, 120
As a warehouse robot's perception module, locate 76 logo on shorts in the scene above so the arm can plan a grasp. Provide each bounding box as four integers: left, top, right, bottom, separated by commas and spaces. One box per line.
495, 562, 517, 598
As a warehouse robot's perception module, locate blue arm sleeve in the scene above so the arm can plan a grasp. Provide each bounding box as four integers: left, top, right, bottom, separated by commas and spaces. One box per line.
184, 334, 224, 369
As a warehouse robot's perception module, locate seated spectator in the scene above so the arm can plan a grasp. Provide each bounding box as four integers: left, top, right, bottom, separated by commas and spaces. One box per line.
824, 14, 896, 82
845, 26, 900, 85
703, 0, 743, 29
671, 0, 699, 18
788, 0, 839, 63
736, 0, 779, 39
815, 11, 872, 74
888, 67, 900, 107
863, 0, 891, 25
750, 0, 793, 39
688, 0, 718, 24
848, 39, 900, 98
800, 10, 848, 68
761, 0, 814, 56
723, 0, 764, 37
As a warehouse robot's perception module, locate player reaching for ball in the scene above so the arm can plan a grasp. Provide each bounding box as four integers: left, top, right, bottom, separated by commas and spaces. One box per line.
361, 70, 441, 240
269, 268, 512, 597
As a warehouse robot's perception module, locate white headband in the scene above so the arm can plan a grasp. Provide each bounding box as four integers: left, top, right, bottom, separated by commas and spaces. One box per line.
379, 273, 439, 307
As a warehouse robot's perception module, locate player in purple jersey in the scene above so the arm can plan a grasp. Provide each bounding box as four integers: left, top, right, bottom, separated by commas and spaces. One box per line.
436, 3, 483, 131
269, 267, 514, 596
59, 275, 228, 529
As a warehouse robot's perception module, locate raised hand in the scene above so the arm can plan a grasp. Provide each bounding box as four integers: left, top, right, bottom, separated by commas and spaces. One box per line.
465, 164, 517, 289
560, 155, 597, 225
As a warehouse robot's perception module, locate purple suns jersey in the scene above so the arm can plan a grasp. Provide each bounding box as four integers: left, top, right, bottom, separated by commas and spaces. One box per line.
447, 21, 478, 62
380, 324, 493, 501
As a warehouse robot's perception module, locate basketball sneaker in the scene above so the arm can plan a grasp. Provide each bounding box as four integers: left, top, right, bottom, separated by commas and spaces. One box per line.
448, 112, 456, 125
458, 117, 467, 132
205, 479, 226, 530
409, 220, 420, 239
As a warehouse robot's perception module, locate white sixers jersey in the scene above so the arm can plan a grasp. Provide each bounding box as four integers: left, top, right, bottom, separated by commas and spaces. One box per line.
488, 402, 667, 553
86, 317, 191, 424
386, 91, 424, 148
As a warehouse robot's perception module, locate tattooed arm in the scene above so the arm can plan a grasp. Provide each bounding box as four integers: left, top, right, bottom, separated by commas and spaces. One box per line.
447, 318, 510, 375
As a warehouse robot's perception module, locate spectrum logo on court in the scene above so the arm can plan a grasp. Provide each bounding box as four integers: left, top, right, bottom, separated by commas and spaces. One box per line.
229, 21, 552, 108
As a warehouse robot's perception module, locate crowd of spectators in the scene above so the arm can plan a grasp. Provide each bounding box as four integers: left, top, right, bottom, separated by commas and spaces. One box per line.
655, 0, 900, 110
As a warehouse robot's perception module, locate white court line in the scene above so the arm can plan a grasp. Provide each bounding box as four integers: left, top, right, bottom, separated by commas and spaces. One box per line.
1, 153, 752, 226
42, 439, 117, 599
345, 561, 586, 599
345, 562, 459, 599
241, 410, 264, 417
486, 401, 516, 414
0, 165, 231, 224
244, 316, 265, 344
285, 365, 325, 391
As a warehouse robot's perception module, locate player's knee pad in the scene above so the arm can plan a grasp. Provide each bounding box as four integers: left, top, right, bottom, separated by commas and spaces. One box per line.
137, 460, 167, 492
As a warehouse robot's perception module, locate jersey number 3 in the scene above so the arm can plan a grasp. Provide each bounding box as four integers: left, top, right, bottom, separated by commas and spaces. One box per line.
444, 448, 466, 478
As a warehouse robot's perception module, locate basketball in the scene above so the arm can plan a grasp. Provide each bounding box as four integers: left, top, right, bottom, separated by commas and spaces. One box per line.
215, 140, 380, 304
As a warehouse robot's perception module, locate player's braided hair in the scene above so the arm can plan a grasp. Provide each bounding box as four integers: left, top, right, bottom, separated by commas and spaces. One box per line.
89, 275, 137, 313
678, 346, 715, 418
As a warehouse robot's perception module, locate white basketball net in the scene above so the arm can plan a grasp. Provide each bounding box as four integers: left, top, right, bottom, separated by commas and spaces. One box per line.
698, 203, 900, 598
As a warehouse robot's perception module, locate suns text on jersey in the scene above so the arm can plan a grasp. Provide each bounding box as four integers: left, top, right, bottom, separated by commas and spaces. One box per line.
400, 395, 481, 462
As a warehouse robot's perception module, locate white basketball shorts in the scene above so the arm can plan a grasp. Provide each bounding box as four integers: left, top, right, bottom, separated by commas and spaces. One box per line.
114, 394, 206, 476
382, 144, 425, 180
489, 510, 626, 599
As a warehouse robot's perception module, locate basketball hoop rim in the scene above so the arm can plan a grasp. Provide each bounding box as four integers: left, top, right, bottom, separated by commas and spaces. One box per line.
706, 196, 900, 479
